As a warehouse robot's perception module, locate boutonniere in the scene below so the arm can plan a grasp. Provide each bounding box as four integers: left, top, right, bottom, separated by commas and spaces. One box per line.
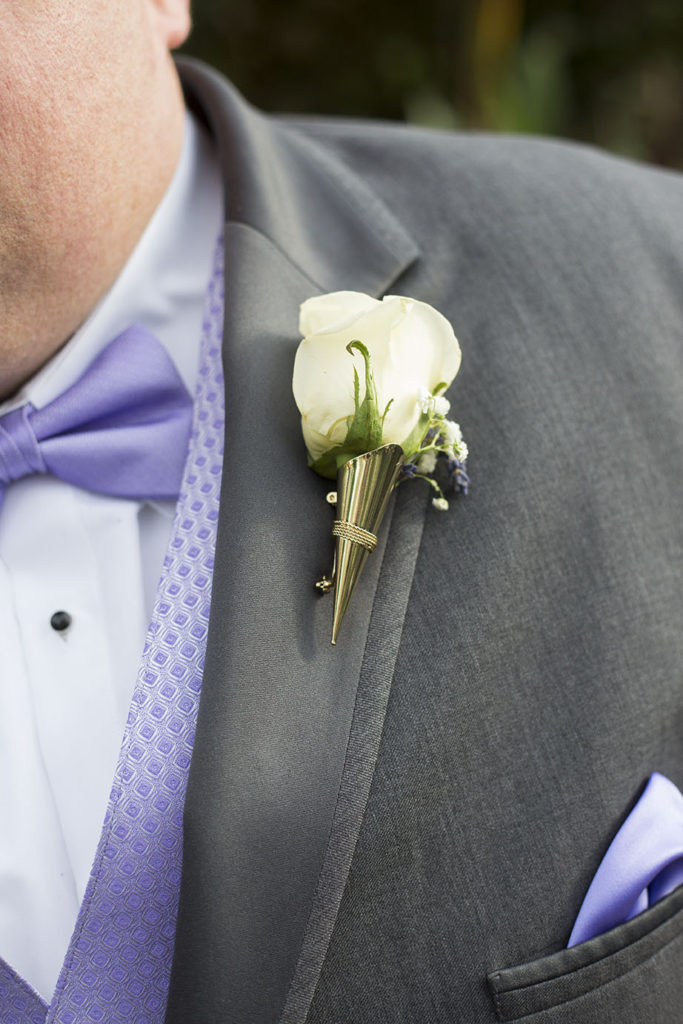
292, 291, 469, 644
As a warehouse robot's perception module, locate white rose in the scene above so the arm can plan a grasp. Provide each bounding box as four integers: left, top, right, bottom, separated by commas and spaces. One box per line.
293, 291, 461, 467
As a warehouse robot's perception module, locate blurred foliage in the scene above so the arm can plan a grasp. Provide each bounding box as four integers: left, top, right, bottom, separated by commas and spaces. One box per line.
181, 0, 683, 168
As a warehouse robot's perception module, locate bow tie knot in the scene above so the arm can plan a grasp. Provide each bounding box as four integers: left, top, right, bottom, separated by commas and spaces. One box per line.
0, 325, 193, 507
0, 405, 47, 485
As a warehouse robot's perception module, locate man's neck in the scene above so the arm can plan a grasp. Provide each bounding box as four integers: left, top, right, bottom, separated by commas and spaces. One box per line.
0, 62, 187, 402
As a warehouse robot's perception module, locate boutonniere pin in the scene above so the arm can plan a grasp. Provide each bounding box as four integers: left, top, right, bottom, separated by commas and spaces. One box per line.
292, 291, 469, 644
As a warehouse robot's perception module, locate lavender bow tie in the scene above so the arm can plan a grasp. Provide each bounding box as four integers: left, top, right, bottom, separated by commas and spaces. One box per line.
0, 324, 193, 507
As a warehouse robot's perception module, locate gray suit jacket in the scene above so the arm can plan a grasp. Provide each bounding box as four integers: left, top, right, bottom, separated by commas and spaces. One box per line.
165, 57, 683, 1024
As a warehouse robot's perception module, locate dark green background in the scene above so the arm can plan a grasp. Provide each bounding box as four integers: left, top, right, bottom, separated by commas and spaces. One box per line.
181, 0, 683, 169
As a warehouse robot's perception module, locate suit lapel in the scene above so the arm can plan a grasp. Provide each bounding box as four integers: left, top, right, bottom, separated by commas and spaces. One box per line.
165, 60, 423, 1024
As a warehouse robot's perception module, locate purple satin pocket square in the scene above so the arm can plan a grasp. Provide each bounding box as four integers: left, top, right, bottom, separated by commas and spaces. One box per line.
568, 772, 683, 947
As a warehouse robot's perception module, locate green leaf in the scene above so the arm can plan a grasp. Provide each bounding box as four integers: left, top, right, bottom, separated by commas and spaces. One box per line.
400, 410, 432, 464
380, 397, 394, 430
309, 447, 344, 479
342, 340, 384, 451
309, 340, 390, 479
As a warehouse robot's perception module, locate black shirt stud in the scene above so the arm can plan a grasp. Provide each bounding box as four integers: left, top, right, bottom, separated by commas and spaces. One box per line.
50, 610, 72, 633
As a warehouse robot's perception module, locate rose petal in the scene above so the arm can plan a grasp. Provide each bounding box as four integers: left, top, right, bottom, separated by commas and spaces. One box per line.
375, 296, 461, 445
298, 291, 380, 337
293, 290, 462, 463
293, 296, 408, 435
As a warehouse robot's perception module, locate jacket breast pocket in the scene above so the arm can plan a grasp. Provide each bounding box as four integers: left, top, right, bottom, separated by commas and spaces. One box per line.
487, 884, 683, 1023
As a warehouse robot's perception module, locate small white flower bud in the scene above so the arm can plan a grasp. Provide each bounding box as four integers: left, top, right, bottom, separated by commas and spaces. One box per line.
417, 387, 433, 414
434, 395, 451, 417
417, 450, 437, 474
443, 419, 463, 446
432, 497, 449, 511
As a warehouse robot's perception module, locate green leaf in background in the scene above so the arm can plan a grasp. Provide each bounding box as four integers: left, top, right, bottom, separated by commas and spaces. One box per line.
183, 0, 683, 170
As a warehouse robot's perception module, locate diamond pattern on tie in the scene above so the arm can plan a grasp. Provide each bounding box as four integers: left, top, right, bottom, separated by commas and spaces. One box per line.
28, 237, 226, 1024
0, 959, 48, 1023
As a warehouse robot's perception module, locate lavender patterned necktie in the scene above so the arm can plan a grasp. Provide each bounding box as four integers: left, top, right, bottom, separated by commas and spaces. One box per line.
0, 325, 193, 507
0, 236, 225, 1023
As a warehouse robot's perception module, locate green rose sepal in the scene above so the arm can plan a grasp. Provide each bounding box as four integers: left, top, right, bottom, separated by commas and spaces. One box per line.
309, 341, 399, 479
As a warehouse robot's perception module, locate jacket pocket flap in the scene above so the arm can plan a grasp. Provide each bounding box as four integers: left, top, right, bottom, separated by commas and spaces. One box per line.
487, 883, 683, 1021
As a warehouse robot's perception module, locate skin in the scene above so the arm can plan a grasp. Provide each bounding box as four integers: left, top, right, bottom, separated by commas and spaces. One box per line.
0, 0, 191, 399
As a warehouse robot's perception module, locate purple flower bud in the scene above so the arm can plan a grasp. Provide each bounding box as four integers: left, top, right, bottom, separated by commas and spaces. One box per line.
448, 458, 470, 495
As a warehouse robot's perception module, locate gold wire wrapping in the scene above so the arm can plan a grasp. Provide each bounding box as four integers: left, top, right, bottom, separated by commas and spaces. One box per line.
332, 519, 378, 552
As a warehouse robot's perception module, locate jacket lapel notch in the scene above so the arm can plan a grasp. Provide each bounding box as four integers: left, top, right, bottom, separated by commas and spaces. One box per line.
177, 55, 420, 300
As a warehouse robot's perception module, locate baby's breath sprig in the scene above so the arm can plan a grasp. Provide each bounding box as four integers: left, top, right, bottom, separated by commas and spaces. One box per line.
401, 388, 470, 510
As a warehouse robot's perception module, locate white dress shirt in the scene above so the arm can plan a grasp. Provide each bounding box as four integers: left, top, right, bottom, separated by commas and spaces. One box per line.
0, 113, 223, 1001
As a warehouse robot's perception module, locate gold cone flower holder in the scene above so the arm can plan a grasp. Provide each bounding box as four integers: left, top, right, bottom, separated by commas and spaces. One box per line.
317, 443, 405, 644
